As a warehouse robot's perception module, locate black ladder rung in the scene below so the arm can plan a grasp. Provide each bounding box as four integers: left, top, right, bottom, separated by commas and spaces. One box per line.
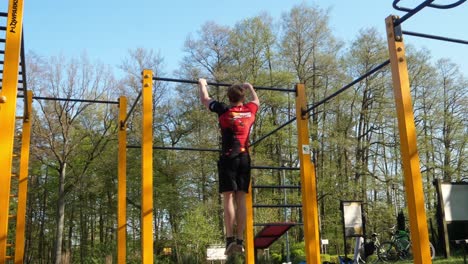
253, 185, 300, 189
16, 116, 24, 120
10, 194, 17, 198
254, 222, 303, 226
253, 204, 302, 208
6, 243, 13, 247
12, 153, 20, 157
8, 214, 16, 218
5, 256, 13, 260
11, 173, 18, 177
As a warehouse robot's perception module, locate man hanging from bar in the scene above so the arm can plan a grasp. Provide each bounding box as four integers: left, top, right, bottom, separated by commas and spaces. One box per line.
198, 78, 260, 256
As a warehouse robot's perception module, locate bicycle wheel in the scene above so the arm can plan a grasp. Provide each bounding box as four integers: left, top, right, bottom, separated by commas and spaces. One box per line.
429, 242, 435, 259
406, 242, 436, 260
377, 242, 399, 262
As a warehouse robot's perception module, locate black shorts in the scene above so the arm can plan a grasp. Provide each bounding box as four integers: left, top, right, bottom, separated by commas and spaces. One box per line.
217, 153, 251, 193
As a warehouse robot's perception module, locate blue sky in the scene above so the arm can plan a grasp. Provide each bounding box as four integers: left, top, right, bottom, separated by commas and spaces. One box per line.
2, 0, 467, 76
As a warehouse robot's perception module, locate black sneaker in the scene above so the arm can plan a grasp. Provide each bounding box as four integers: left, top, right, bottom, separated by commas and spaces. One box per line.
225, 237, 236, 256
234, 239, 244, 253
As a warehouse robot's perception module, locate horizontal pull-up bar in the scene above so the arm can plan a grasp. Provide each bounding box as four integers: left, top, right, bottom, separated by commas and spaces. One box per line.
127, 145, 220, 152
154, 77, 296, 93
403, 30, 468, 44
251, 165, 300, 170
18, 95, 119, 104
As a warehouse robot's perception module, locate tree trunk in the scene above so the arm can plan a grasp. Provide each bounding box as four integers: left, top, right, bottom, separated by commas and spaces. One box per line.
54, 163, 67, 264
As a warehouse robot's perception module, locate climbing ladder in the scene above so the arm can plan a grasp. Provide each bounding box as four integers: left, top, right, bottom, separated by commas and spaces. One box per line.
0, 1, 27, 263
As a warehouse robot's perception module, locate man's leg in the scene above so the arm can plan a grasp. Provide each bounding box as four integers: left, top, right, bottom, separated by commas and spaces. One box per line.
235, 191, 246, 240
234, 191, 247, 252
223, 191, 236, 255
223, 191, 236, 237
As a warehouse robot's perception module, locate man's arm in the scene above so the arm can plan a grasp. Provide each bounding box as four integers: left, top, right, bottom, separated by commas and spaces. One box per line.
243, 82, 260, 106
198, 78, 213, 109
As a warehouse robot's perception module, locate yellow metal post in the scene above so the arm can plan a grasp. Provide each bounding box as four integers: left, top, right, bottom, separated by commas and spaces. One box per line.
141, 70, 154, 263
295, 84, 321, 264
385, 15, 431, 264
244, 185, 255, 263
0, 0, 25, 262
14, 91, 32, 263
118, 96, 127, 264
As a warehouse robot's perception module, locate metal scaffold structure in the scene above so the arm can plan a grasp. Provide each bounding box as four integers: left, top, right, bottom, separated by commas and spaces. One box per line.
0, 0, 466, 263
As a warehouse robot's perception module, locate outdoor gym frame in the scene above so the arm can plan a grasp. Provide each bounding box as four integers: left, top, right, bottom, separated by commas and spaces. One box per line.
1, 0, 467, 263
120, 76, 321, 264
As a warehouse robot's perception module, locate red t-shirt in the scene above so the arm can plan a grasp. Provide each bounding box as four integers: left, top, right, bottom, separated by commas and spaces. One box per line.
209, 101, 258, 157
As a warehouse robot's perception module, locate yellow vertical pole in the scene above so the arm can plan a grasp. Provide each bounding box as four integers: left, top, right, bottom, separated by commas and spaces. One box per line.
117, 96, 127, 264
0, 0, 25, 263
385, 15, 431, 264
244, 185, 255, 263
141, 70, 154, 263
295, 84, 321, 264
14, 90, 32, 264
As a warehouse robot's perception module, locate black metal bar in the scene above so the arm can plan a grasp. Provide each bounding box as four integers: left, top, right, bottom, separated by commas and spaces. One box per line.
21, 30, 28, 119
154, 77, 296, 93
0, 12, 7, 17
253, 185, 300, 189
304, 60, 390, 116
0, 26, 6, 31
252, 60, 390, 147
251, 165, 299, 171
428, 0, 466, 9
0, 60, 22, 65
0, 79, 23, 83
0, 39, 5, 43
18, 95, 119, 104
403, 30, 468, 45
250, 117, 296, 147
253, 204, 302, 208
122, 90, 142, 126
394, 0, 435, 26
254, 223, 303, 227
127, 145, 220, 152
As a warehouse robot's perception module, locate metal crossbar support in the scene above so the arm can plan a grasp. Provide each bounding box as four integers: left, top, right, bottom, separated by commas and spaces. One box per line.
251, 60, 390, 148
0, 1, 25, 262
253, 204, 302, 208
402, 30, 468, 45
386, 15, 432, 264
252, 185, 301, 189
122, 90, 142, 127
141, 70, 154, 263
18, 95, 120, 104
254, 223, 303, 226
295, 83, 321, 264
14, 90, 32, 263
126, 145, 220, 152
251, 165, 300, 171
154, 77, 296, 93
117, 96, 127, 264
303, 60, 390, 116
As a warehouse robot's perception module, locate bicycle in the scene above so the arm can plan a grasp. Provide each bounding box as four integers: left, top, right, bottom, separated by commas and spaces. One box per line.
353, 233, 382, 264
377, 226, 435, 262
